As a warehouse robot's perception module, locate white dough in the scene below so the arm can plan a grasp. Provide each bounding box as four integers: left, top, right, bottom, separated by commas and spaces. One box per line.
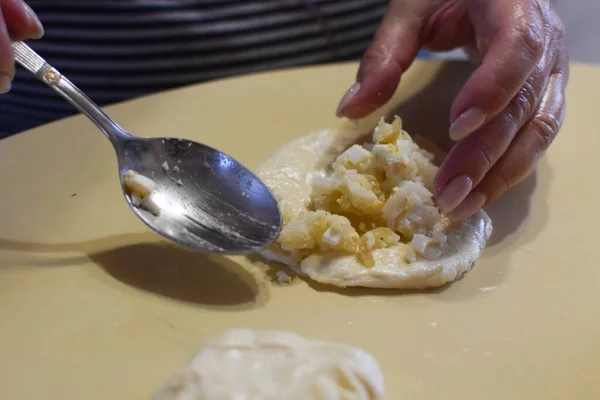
153, 329, 385, 400
256, 129, 493, 289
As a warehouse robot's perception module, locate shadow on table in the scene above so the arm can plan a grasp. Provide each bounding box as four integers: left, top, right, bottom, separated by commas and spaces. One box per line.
389, 61, 475, 152
91, 242, 264, 309
0, 235, 264, 310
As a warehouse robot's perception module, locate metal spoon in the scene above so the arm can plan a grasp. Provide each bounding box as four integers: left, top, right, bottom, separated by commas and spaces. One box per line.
11, 40, 282, 254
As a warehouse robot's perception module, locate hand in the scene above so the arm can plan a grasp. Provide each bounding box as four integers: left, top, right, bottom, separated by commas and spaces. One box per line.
0, 0, 44, 93
336, 0, 569, 221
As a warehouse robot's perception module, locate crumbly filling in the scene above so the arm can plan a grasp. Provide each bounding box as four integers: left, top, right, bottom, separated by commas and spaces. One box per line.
276, 117, 450, 266
123, 170, 160, 216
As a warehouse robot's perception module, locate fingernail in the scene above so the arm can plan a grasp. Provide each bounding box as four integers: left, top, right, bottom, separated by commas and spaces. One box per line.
437, 175, 473, 215
336, 82, 360, 117
0, 74, 11, 94
449, 192, 486, 222
22, 2, 45, 39
449, 107, 486, 141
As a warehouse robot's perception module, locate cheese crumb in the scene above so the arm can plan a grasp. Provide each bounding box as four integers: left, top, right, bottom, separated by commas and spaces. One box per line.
276, 116, 447, 266
410, 234, 431, 255
130, 192, 141, 207
275, 271, 292, 284
123, 170, 160, 216
278, 210, 359, 257
141, 195, 160, 216
123, 170, 156, 197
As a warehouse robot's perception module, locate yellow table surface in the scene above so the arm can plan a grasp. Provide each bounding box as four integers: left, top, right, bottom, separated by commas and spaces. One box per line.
0, 60, 598, 399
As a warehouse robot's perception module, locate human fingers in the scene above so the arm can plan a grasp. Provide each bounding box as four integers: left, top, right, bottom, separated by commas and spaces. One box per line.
335, 0, 426, 119
435, 1, 568, 216
447, 0, 546, 141
2, 0, 44, 40
435, 58, 554, 215
0, 0, 44, 93
448, 58, 568, 221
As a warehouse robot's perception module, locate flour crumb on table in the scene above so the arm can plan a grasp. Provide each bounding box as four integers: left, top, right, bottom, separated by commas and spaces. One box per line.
275, 270, 292, 284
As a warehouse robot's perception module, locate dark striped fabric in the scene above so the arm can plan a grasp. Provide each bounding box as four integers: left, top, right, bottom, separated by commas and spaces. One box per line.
0, 0, 389, 136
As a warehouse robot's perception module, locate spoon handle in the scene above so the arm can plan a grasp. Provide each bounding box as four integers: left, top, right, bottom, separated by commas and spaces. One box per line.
11, 40, 129, 143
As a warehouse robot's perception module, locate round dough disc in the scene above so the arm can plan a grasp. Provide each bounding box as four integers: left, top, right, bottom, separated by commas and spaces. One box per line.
256, 129, 493, 289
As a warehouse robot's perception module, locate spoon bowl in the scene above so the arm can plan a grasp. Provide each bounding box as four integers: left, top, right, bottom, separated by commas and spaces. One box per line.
118, 136, 282, 253
11, 39, 282, 253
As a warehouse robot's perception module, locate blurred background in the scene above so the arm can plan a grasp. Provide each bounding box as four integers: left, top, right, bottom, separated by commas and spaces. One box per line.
0, 0, 596, 137
554, 0, 599, 64
424, 1, 599, 64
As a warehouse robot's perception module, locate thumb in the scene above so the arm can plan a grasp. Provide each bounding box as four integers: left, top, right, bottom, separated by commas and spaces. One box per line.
336, 0, 423, 119
0, 0, 45, 93
2, 0, 44, 40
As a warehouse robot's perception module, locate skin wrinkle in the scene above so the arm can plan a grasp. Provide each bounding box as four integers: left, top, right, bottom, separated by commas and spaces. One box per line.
472, 4, 567, 206
458, 15, 545, 119
512, 76, 539, 124
534, 83, 564, 152
444, 0, 544, 124
506, 54, 551, 131
427, 2, 566, 220
423, 1, 473, 51
537, 1, 552, 51
500, 24, 555, 134
530, 75, 563, 151
510, 19, 545, 64
439, 76, 540, 200
474, 64, 566, 206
